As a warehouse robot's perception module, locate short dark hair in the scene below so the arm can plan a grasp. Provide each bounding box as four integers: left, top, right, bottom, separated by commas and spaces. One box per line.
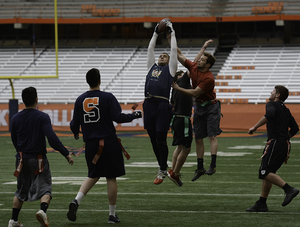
203, 52, 216, 69
275, 85, 289, 102
173, 70, 184, 82
22, 87, 37, 107
86, 68, 101, 88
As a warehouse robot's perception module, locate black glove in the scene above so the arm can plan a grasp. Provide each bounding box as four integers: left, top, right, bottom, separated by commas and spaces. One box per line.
133, 111, 142, 119
154, 23, 162, 35
74, 134, 79, 140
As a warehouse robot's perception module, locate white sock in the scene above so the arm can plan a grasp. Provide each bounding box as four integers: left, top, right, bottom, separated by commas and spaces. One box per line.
75, 192, 85, 205
109, 204, 116, 216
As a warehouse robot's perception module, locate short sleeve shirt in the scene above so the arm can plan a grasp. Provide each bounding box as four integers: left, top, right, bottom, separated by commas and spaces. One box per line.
184, 59, 216, 102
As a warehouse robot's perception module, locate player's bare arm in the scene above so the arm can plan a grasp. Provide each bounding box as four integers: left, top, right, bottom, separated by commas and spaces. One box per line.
248, 116, 268, 134
172, 82, 205, 98
194, 39, 213, 63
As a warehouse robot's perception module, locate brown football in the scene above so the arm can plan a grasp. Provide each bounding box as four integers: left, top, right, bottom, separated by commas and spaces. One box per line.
157, 18, 171, 33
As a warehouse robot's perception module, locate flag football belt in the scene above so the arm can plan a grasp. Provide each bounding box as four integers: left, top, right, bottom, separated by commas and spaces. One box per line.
92, 138, 130, 164
145, 92, 169, 101
170, 115, 190, 138
196, 99, 223, 117
259, 139, 290, 164
14, 152, 44, 177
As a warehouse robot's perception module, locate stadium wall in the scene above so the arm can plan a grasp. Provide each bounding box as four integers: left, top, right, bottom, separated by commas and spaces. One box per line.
0, 103, 299, 132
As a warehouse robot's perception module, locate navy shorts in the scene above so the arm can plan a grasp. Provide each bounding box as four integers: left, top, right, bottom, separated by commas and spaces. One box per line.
259, 139, 289, 179
85, 137, 125, 179
143, 99, 173, 132
15, 158, 52, 202
193, 102, 222, 139
171, 116, 193, 148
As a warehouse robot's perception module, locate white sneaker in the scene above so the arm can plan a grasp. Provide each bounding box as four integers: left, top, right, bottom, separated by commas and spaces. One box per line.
153, 169, 167, 185
36, 210, 49, 227
8, 219, 23, 227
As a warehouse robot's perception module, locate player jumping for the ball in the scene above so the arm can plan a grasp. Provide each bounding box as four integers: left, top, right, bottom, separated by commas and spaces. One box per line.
143, 20, 178, 185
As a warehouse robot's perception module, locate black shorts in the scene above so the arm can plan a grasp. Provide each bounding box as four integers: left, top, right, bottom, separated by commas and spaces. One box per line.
85, 137, 125, 179
259, 139, 289, 179
143, 99, 173, 132
193, 102, 222, 139
171, 116, 193, 148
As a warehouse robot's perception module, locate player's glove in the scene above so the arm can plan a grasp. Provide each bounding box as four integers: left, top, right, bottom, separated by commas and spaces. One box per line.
74, 134, 79, 140
165, 21, 174, 33
154, 23, 162, 35
133, 111, 142, 119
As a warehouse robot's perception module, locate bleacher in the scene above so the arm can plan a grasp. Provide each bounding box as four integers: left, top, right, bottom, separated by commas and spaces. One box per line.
217, 45, 300, 104
0, 45, 299, 105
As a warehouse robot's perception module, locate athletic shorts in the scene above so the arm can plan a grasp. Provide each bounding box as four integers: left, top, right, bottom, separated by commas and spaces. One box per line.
85, 137, 125, 179
15, 158, 52, 202
171, 116, 193, 148
259, 139, 289, 179
193, 102, 222, 139
143, 99, 173, 132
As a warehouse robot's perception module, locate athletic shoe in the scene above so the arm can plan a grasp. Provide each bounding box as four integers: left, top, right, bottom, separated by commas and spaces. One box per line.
205, 166, 216, 175
167, 170, 183, 187
154, 169, 167, 185
191, 168, 206, 181
108, 214, 120, 223
67, 199, 79, 222
246, 201, 268, 212
8, 219, 23, 227
282, 187, 299, 207
36, 210, 49, 227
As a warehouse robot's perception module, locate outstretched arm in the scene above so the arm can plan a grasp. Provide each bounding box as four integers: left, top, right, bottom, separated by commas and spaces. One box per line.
172, 82, 205, 98
166, 21, 178, 77
194, 39, 213, 62
147, 24, 159, 71
166, 32, 186, 67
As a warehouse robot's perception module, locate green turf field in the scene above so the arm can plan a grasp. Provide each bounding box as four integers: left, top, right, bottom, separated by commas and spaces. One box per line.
1, 133, 300, 227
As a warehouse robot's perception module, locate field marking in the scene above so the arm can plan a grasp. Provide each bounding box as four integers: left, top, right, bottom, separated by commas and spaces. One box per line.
0, 208, 299, 215
0, 191, 287, 197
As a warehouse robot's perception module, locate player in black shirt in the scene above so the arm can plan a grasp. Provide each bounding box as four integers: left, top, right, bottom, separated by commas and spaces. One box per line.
168, 70, 193, 186
67, 68, 142, 224
247, 85, 299, 212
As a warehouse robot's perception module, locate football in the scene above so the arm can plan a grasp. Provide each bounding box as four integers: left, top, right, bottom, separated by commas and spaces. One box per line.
157, 18, 171, 33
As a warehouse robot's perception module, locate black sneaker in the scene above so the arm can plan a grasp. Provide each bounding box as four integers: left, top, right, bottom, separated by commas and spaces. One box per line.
205, 166, 216, 175
191, 168, 206, 181
282, 187, 299, 207
108, 214, 120, 224
67, 199, 79, 222
246, 201, 268, 212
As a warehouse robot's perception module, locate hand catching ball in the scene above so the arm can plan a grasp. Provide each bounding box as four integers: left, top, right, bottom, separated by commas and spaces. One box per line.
157, 18, 171, 33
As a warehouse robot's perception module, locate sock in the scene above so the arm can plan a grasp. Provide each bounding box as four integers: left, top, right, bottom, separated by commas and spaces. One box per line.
109, 204, 116, 216
282, 183, 292, 193
75, 192, 85, 205
40, 202, 49, 213
12, 208, 21, 221
197, 158, 203, 169
210, 155, 217, 168
259, 196, 267, 204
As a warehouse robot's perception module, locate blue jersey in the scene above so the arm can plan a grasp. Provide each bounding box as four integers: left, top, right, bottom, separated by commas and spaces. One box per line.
70, 90, 136, 142
144, 63, 174, 99
11, 108, 69, 159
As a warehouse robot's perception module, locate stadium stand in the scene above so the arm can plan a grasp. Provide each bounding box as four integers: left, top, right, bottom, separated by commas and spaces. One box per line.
0, 45, 299, 105
0, 46, 215, 104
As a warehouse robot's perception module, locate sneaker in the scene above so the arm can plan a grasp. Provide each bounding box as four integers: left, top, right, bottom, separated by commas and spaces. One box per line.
154, 169, 167, 185
246, 201, 268, 212
205, 166, 216, 175
168, 170, 183, 187
282, 187, 299, 207
191, 168, 206, 181
36, 210, 49, 227
108, 214, 120, 223
67, 199, 79, 222
8, 219, 23, 227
